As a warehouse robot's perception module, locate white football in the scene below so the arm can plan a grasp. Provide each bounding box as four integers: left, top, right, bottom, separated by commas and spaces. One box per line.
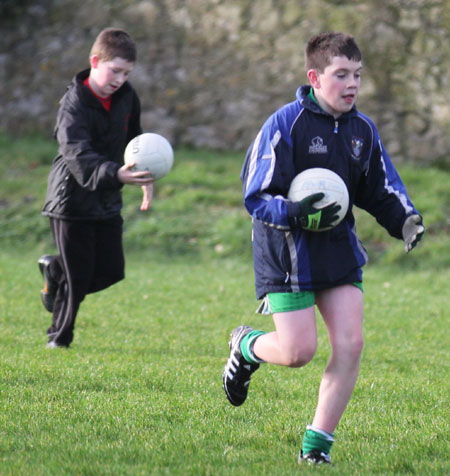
288, 168, 349, 231
124, 133, 174, 180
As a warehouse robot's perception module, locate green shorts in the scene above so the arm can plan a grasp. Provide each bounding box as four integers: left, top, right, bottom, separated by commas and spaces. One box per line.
258, 282, 363, 314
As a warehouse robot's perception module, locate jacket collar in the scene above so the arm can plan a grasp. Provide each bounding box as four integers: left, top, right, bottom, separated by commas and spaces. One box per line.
70, 68, 131, 108
296, 85, 358, 119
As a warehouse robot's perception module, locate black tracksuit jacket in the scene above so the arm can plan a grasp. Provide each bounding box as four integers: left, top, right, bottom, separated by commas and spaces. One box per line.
42, 68, 142, 220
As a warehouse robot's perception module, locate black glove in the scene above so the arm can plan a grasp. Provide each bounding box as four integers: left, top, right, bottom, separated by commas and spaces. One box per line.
287, 193, 341, 231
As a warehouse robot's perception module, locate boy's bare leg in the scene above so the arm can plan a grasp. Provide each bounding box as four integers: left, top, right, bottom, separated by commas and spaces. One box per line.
312, 285, 364, 433
252, 307, 318, 367
251, 284, 363, 436
252, 284, 363, 435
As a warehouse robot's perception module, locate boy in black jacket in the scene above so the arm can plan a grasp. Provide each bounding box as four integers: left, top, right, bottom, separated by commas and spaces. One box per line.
39, 28, 153, 348
222, 32, 424, 465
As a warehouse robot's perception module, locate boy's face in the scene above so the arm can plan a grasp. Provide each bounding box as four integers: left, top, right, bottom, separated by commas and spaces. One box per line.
307, 56, 362, 118
88, 56, 134, 98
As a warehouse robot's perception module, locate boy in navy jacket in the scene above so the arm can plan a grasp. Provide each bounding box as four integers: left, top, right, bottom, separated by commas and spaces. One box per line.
223, 32, 424, 465
38, 28, 153, 348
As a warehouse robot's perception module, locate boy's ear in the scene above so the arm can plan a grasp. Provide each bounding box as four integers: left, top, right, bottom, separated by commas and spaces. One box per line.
307, 69, 321, 89
90, 55, 100, 69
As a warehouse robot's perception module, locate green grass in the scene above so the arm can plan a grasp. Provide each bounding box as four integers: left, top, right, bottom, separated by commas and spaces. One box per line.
0, 252, 449, 475
0, 134, 449, 475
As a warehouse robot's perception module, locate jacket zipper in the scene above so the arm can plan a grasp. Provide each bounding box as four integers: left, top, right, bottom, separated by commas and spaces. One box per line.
333, 120, 339, 134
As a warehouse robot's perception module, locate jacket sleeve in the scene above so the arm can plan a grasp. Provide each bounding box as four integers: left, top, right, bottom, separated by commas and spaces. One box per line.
126, 91, 143, 143
54, 97, 122, 192
241, 113, 296, 230
354, 132, 420, 239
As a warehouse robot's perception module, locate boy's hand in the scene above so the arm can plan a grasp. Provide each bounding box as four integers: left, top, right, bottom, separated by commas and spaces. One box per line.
140, 183, 153, 211
402, 214, 425, 253
117, 162, 154, 185
288, 193, 341, 231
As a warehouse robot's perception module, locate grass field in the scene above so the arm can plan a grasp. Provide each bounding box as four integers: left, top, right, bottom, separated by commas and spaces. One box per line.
0, 135, 449, 475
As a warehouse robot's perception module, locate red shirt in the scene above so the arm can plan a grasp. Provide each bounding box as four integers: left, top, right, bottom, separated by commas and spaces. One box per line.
83, 78, 112, 111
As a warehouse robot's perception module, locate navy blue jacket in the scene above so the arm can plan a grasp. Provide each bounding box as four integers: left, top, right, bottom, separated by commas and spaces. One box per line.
42, 69, 142, 220
242, 85, 420, 298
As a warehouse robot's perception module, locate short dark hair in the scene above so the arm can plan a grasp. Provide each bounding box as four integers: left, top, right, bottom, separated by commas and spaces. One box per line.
90, 28, 137, 63
305, 32, 362, 72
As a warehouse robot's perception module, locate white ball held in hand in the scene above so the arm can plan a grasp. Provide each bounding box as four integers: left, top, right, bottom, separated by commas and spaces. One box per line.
288, 168, 349, 231
124, 133, 174, 180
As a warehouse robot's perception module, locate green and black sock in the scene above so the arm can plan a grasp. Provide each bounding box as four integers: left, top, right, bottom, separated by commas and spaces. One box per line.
240, 330, 265, 364
302, 425, 334, 456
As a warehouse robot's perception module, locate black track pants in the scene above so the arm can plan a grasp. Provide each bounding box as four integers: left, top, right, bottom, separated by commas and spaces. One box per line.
47, 216, 124, 346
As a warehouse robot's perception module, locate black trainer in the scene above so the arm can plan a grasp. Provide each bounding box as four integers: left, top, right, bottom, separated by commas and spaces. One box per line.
222, 325, 260, 406
38, 255, 57, 313
298, 450, 332, 465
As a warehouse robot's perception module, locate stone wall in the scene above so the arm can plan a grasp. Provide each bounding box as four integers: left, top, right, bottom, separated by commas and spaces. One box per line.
1, 0, 449, 164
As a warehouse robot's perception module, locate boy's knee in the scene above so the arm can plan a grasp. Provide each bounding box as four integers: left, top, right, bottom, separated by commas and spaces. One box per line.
333, 334, 364, 362
349, 334, 364, 357
283, 342, 316, 368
